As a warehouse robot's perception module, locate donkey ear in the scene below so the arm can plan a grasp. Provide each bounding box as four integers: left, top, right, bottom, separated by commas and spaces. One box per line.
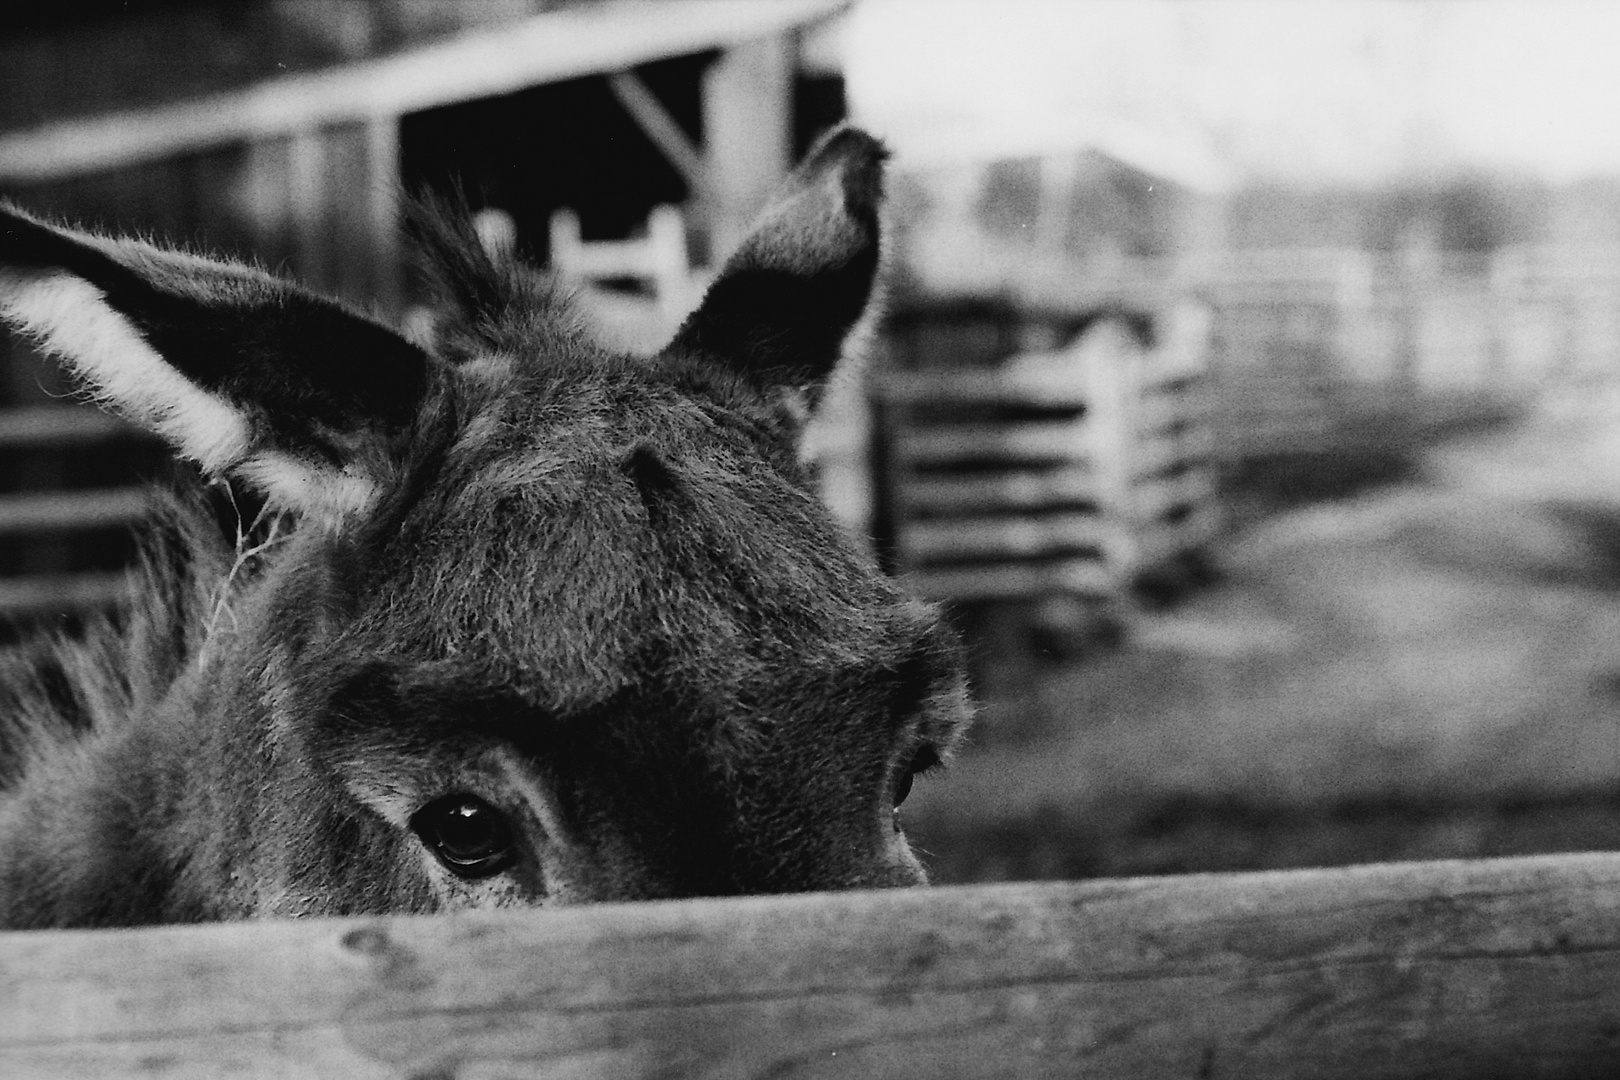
0, 205, 431, 518
666, 126, 887, 410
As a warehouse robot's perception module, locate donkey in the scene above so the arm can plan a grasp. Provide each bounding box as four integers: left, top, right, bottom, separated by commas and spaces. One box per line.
0, 127, 971, 928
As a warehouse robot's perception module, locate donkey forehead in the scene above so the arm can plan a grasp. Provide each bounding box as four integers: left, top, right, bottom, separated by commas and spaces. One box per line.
351, 367, 936, 711
431, 364, 804, 532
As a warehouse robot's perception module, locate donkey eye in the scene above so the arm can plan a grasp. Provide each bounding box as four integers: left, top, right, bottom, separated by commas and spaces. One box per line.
893, 745, 942, 810
410, 795, 515, 878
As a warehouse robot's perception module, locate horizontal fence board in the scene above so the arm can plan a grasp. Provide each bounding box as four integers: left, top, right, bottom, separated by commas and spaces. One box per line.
876, 370, 1093, 408
894, 422, 1092, 467
0, 407, 141, 449
0, 487, 152, 536
4, 853, 1620, 1078
901, 467, 1100, 516
898, 512, 1109, 562
0, 571, 133, 618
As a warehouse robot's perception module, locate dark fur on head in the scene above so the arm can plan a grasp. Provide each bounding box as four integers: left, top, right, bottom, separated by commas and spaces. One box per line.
0, 127, 971, 927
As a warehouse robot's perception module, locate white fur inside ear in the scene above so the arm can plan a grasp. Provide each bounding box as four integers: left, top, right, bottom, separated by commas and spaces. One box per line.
0, 269, 251, 474
236, 450, 378, 521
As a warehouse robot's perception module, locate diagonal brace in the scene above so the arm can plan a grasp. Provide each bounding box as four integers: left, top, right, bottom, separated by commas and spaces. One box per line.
606, 70, 708, 193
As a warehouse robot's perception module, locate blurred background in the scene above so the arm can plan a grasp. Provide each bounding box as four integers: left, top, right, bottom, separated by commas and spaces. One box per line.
4, 0, 1620, 883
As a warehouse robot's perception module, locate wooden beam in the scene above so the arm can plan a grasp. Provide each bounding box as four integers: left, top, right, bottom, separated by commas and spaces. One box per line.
701, 33, 795, 261
4, 853, 1620, 1077
606, 71, 708, 193
0, 488, 151, 536
363, 115, 402, 317
0, 407, 138, 448
0, 571, 132, 618
0, 1, 848, 183
287, 126, 331, 294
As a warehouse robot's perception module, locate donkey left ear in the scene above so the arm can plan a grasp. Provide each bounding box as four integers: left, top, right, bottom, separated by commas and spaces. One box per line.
666, 126, 887, 412
0, 205, 432, 520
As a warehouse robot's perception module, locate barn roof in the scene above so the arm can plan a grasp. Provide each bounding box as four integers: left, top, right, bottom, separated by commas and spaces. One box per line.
0, 0, 848, 183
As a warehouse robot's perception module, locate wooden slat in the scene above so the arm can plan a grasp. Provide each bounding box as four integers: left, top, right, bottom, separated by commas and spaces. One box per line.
0, 407, 139, 449
4, 853, 1620, 1078
899, 513, 1107, 562
894, 421, 1090, 467
901, 467, 1100, 516
702, 32, 795, 260
877, 369, 1092, 407
0, 488, 151, 536
0, 571, 132, 618
605, 71, 707, 190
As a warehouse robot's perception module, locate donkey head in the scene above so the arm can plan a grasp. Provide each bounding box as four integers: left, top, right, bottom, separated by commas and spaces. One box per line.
0, 128, 971, 922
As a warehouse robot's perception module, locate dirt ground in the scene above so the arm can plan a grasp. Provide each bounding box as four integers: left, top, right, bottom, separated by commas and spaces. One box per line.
905, 386, 1620, 884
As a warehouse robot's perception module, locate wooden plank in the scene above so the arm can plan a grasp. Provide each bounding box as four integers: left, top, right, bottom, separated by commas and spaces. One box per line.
894, 421, 1090, 467
287, 126, 330, 295
0, 571, 132, 618
5, 853, 1620, 1078
606, 71, 707, 191
900, 467, 1100, 516
0, 0, 848, 183
0, 407, 139, 448
0, 488, 151, 536
702, 33, 795, 260
362, 115, 402, 317
876, 369, 1093, 408
898, 513, 1107, 562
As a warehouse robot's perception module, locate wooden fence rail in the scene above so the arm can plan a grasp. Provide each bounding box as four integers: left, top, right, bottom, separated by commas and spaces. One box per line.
4, 851, 1619, 1078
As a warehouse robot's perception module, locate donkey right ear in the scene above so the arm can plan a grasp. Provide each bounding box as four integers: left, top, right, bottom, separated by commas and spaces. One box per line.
0, 206, 432, 519
666, 126, 887, 415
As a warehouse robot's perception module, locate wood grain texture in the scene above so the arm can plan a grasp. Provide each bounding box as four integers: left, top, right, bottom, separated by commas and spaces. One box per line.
3, 853, 1620, 1078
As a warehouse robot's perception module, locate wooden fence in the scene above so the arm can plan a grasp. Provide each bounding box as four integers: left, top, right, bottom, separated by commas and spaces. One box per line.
870, 305, 1218, 603
881, 243, 1620, 466
0, 404, 158, 635
3, 851, 1618, 1077
1195, 245, 1620, 458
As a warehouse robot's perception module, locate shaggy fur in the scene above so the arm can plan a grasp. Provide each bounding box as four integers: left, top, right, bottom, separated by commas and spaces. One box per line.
0, 127, 971, 927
